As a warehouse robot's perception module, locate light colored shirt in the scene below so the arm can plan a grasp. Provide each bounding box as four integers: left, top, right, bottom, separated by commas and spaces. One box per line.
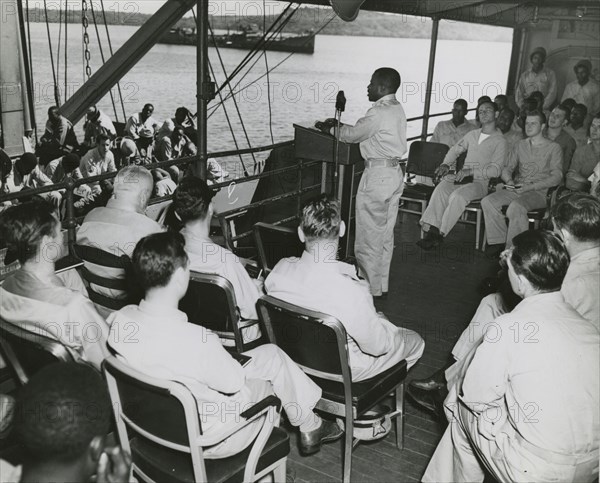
84, 110, 117, 144
0, 269, 109, 369
430, 119, 477, 147
266, 251, 404, 380
502, 138, 563, 191
503, 129, 524, 154
336, 94, 407, 160
77, 206, 162, 314
125, 112, 158, 140
154, 177, 177, 197
589, 161, 600, 198
182, 229, 261, 321
79, 147, 117, 192
566, 143, 600, 191
107, 300, 250, 438
561, 247, 600, 328
442, 128, 508, 180
43, 116, 78, 148
564, 125, 589, 148
155, 135, 187, 162
562, 79, 600, 116
544, 128, 577, 173
515, 67, 557, 109
462, 292, 599, 457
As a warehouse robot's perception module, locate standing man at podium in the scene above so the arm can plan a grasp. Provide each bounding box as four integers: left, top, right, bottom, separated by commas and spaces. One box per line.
318, 67, 406, 298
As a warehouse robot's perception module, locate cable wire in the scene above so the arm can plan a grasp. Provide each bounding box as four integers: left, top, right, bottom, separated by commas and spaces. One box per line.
43, 0, 60, 105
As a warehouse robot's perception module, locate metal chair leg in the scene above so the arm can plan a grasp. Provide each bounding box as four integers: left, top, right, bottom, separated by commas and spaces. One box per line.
395, 382, 405, 450
273, 458, 287, 483
475, 209, 482, 250
343, 412, 354, 483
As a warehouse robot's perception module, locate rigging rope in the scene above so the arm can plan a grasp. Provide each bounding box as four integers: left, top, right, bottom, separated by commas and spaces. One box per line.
100, 0, 127, 121
57, 4, 62, 92
89, 0, 119, 122
25, 0, 37, 138
43, 0, 60, 105
263, 0, 274, 144
64, 0, 68, 101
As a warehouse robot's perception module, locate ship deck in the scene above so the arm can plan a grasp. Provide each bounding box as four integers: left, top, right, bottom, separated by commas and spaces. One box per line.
285, 212, 499, 482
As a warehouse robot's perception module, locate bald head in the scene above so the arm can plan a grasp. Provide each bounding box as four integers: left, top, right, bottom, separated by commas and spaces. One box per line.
111, 166, 154, 211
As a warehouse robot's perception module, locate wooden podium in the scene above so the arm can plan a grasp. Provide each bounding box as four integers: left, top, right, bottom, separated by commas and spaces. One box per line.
293, 122, 364, 258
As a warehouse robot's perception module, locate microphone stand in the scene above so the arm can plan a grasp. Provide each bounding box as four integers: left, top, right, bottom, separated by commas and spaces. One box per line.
332, 104, 344, 199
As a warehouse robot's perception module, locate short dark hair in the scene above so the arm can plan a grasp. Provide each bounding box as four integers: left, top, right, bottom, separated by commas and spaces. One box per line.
132, 232, 189, 291
374, 67, 401, 92
47, 106, 59, 116
526, 110, 546, 125
561, 98, 576, 112
510, 230, 569, 292
143, 103, 154, 111
494, 94, 508, 103
0, 149, 12, 180
172, 176, 216, 227
572, 103, 588, 117
454, 99, 468, 110
301, 195, 342, 241
529, 91, 544, 104
0, 199, 58, 264
477, 95, 492, 104
14, 363, 111, 463
478, 100, 498, 112
97, 133, 111, 144
551, 192, 600, 243
554, 104, 570, 119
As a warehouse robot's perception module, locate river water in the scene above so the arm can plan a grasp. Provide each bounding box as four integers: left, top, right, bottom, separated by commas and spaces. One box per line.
25, 22, 511, 162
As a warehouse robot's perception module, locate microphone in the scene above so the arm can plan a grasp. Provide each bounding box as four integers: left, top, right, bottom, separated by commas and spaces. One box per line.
335, 90, 346, 112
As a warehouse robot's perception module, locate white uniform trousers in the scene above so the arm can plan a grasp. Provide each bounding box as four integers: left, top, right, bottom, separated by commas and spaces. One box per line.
481, 189, 547, 247
354, 165, 403, 296
420, 179, 488, 235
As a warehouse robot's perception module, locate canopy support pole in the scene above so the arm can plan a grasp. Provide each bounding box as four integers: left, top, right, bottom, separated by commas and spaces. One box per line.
421, 18, 439, 141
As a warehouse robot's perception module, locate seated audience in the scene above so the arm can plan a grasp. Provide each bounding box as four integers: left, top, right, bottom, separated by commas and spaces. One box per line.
12, 153, 61, 209
482, 111, 562, 254
108, 232, 342, 456
79, 134, 117, 195
0, 363, 131, 483
83, 105, 117, 148
125, 103, 158, 157
561, 97, 577, 114
0, 149, 16, 211
544, 104, 577, 173
169, 176, 261, 342
409, 193, 599, 412
562, 59, 600, 120
172, 106, 196, 139
515, 46, 557, 110
266, 196, 425, 381
37, 106, 79, 165
155, 121, 187, 161
77, 165, 161, 317
528, 90, 548, 117
564, 103, 590, 147
430, 99, 476, 147
421, 230, 599, 483
511, 96, 538, 134
470, 95, 491, 127
418, 100, 507, 250
493, 94, 508, 113
566, 113, 600, 191
0, 200, 109, 369
496, 108, 522, 151
117, 137, 142, 167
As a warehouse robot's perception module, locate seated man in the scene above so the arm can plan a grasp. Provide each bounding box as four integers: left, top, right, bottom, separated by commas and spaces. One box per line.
562, 59, 600, 122
83, 105, 117, 148
117, 138, 142, 167
482, 110, 562, 254
564, 103, 589, 148
12, 152, 61, 210
430, 99, 476, 147
155, 122, 187, 162
169, 176, 261, 343
108, 232, 342, 456
469, 95, 491, 127
125, 103, 158, 157
409, 193, 600, 412
184, 142, 229, 183
0, 200, 109, 369
1, 363, 130, 483
496, 108, 522, 152
77, 165, 162, 318
418, 100, 507, 250
37, 106, 79, 165
566, 113, 600, 191
266, 196, 425, 381
79, 134, 117, 196
422, 230, 599, 483
493, 94, 508, 113
544, 104, 577, 173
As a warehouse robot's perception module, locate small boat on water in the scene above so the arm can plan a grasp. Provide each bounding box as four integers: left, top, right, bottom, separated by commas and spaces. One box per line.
160, 24, 316, 54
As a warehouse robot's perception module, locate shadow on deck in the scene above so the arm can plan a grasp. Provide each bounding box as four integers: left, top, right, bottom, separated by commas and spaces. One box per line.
286, 213, 499, 482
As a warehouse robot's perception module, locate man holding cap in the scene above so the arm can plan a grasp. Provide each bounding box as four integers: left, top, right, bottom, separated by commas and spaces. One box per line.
515, 47, 557, 110
562, 59, 600, 120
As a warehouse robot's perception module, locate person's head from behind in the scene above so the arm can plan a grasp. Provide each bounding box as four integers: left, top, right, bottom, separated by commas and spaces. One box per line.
132, 232, 190, 299
14, 363, 111, 479
299, 195, 346, 253
451, 99, 468, 124
15, 152, 38, 178
496, 108, 515, 134
0, 199, 62, 266
548, 105, 569, 130
551, 193, 600, 251
561, 98, 576, 114
368, 67, 401, 102
570, 104, 588, 128
494, 94, 508, 112
61, 153, 81, 175
524, 111, 546, 138
171, 176, 216, 231
111, 165, 154, 212
477, 100, 498, 126
507, 230, 569, 298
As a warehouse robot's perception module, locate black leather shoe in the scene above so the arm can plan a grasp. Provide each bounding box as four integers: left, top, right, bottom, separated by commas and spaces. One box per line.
406, 385, 448, 421
373, 292, 388, 300
299, 420, 343, 456
416, 232, 444, 250
409, 376, 446, 392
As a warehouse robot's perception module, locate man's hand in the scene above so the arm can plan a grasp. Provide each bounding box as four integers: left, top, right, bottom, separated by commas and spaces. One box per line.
315, 118, 340, 134
96, 446, 131, 483
434, 164, 450, 183
454, 168, 472, 183
514, 184, 533, 194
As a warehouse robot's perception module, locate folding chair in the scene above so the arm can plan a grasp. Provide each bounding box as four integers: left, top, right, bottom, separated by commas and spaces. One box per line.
253, 222, 304, 275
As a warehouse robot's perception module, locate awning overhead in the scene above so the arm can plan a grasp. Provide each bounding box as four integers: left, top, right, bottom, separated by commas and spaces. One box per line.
289, 1, 600, 27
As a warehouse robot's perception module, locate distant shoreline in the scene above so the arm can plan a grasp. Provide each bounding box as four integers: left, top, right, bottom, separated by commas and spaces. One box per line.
24, 7, 513, 42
